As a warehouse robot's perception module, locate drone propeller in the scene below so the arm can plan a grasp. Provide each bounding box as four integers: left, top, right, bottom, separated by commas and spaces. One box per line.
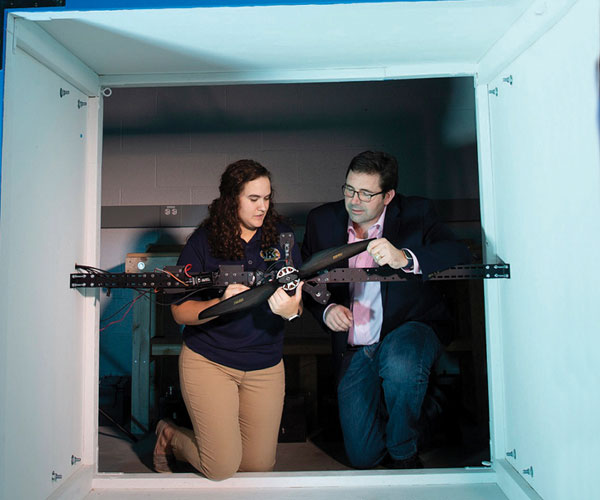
298, 238, 374, 278
197, 280, 281, 320
197, 238, 374, 320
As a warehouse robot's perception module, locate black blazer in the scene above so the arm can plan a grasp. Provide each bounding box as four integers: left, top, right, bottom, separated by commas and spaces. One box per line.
301, 195, 472, 378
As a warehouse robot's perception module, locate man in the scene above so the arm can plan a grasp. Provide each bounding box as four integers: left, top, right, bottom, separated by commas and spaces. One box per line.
301, 151, 471, 469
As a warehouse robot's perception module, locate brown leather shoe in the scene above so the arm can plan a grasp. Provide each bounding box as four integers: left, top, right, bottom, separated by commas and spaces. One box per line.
153, 419, 176, 473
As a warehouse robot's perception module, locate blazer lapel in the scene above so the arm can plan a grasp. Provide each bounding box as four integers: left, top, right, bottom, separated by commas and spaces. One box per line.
381, 197, 403, 310
382, 196, 403, 242
332, 201, 350, 267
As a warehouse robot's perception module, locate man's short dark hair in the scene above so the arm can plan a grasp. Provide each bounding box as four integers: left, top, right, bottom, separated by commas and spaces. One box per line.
346, 151, 398, 192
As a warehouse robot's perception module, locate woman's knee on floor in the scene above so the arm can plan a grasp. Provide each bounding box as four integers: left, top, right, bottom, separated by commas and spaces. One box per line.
202, 444, 276, 477
200, 454, 242, 481
196, 439, 243, 481
239, 452, 276, 473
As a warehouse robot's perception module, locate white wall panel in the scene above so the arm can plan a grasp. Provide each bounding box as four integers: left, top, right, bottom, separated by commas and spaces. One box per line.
0, 19, 100, 500
486, 1, 600, 498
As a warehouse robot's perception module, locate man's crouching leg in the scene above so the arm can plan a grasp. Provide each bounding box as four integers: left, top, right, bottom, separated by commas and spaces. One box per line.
337, 345, 388, 469
378, 321, 442, 463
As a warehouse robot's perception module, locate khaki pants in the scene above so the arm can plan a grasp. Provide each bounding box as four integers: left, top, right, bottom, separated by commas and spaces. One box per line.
171, 344, 285, 480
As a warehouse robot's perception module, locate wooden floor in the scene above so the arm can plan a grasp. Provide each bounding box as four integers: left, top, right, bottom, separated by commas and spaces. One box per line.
98, 426, 353, 473
91, 426, 508, 500
98, 420, 490, 473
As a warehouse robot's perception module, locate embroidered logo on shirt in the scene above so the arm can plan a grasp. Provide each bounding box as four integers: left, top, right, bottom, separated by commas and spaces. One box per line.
260, 247, 281, 262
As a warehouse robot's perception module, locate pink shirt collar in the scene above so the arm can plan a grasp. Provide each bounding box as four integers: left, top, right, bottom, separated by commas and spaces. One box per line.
347, 206, 387, 241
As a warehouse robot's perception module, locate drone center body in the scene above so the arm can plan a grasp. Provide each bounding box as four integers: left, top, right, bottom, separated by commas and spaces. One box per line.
238, 176, 271, 242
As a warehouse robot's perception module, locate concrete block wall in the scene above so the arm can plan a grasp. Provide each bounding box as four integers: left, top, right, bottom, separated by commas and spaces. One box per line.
99, 78, 479, 376
102, 78, 478, 207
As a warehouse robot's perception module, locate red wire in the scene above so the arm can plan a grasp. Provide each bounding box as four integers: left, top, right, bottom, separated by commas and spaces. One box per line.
156, 267, 188, 286
99, 293, 146, 332
184, 263, 192, 278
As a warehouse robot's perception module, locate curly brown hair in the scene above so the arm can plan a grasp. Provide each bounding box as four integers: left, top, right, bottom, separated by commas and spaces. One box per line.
201, 159, 281, 260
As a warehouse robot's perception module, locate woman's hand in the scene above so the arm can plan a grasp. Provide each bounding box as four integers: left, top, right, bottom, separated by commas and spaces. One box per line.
267, 282, 304, 320
220, 283, 250, 301
171, 283, 250, 326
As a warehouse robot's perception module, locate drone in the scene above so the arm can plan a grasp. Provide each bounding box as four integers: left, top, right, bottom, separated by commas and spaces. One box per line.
71, 234, 509, 320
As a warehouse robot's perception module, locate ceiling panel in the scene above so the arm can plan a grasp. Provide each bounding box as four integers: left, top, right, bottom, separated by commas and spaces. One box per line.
15, 1, 533, 79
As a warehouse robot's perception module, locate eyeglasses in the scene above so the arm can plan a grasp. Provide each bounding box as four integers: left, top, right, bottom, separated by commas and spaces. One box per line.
342, 184, 385, 202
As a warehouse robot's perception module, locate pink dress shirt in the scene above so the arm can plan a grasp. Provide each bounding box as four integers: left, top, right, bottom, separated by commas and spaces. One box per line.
323, 207, 421, 346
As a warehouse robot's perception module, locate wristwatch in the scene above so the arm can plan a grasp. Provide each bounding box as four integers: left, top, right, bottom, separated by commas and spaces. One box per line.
401, 248, 414, 271
287, 311, 300, 322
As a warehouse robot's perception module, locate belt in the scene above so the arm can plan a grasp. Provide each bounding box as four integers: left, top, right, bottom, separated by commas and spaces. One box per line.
346, 344, 364, 352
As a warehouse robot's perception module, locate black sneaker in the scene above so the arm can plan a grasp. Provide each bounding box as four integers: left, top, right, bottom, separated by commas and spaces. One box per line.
386, 453, 424, 469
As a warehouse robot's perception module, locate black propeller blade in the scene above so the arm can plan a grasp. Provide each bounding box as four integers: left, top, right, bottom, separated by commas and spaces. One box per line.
197, 280, 280, 320
298, 238, 374, 278
198, 238, 374, 320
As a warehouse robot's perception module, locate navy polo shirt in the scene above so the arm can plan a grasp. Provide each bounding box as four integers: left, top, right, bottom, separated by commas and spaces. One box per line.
174, 222, 301, 371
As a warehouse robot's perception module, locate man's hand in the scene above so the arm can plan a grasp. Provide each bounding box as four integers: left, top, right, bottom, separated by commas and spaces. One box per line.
324, 304, 353, 331
367, 238, 408, 269
220, 283, 250, 301
268, 282, 304, 320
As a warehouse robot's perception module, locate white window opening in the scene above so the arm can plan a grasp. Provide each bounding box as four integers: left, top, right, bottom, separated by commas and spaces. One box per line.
97, 78, 489, 475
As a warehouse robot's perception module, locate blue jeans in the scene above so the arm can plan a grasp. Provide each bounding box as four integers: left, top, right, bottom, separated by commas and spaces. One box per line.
337, 321, 442, 468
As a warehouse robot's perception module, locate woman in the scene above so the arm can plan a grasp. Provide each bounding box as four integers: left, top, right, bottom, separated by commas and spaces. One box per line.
153, 159, 303, 480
